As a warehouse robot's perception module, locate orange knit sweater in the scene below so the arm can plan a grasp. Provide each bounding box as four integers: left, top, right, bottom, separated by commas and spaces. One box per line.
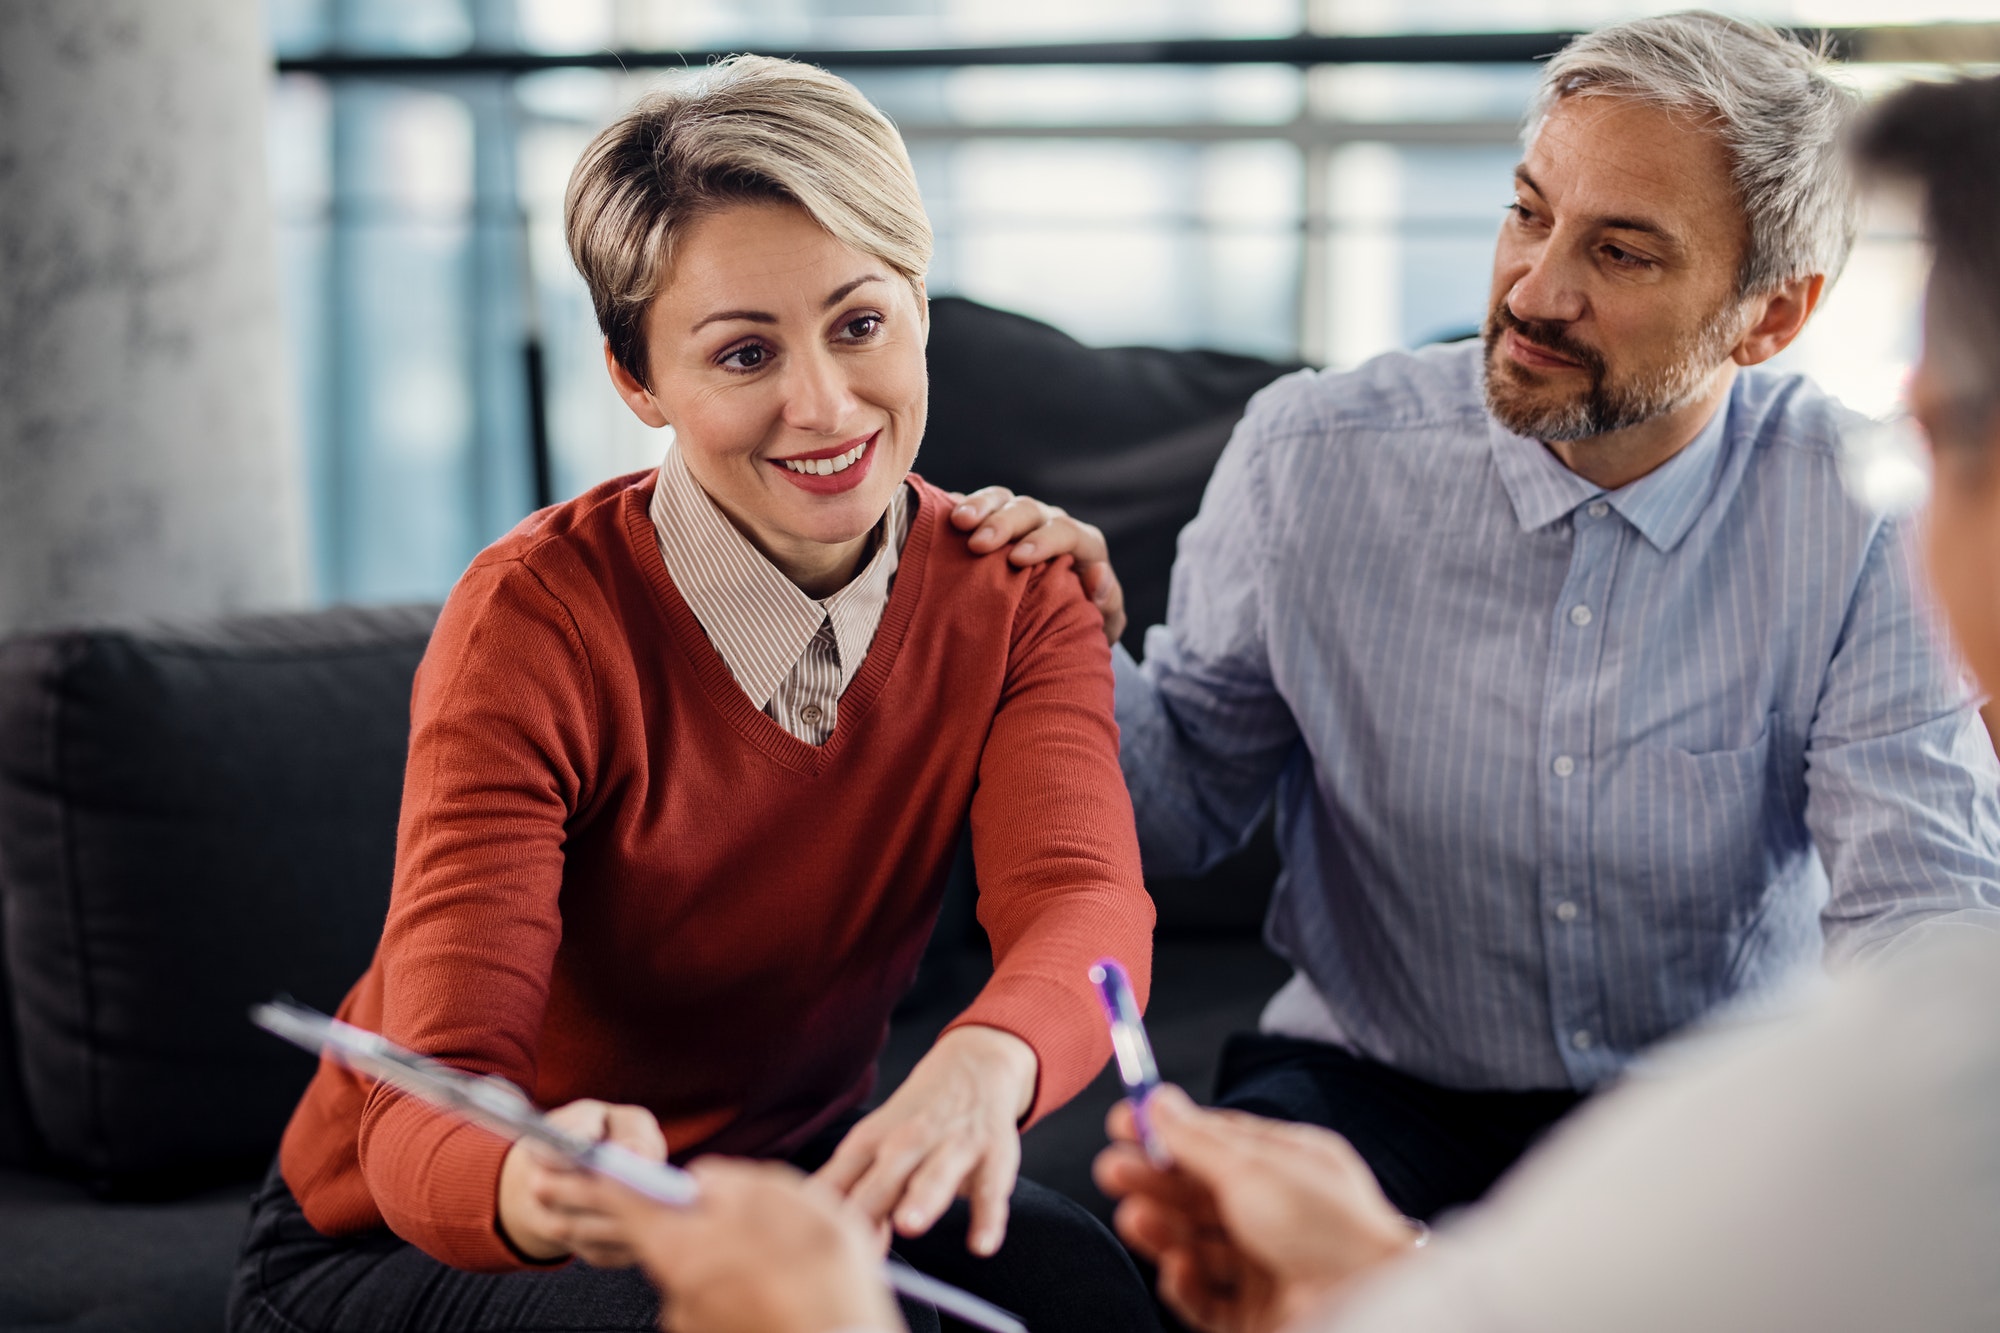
278, 471, 1154, 1271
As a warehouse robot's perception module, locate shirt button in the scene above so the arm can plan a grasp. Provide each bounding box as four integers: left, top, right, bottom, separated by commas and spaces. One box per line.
1552, 755, 1576, 778
799, 703, 824, 726
1568, 604, 1593, 627
1587, 501, 1610, 519
1571, 1029, 1594, 1051
1554, 900, 1579, 922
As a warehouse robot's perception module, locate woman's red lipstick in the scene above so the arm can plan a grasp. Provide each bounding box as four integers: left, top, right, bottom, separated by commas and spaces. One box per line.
770, 431, 878, 495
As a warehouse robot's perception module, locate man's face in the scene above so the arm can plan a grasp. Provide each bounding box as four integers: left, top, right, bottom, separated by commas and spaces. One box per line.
1484, 95, 1752, 443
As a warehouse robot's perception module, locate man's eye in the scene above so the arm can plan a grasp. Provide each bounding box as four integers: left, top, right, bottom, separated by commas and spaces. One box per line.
1603, 245, 1652, 269
720, 343, 769, 371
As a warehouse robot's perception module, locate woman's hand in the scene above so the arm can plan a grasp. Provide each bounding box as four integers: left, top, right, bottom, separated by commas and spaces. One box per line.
1092, 1086, 1415, 1333
496, 1098, 668, 1267
606, 1158, 904, 1333
948, 488, 1127, 645
814, 1024, 1038, 1256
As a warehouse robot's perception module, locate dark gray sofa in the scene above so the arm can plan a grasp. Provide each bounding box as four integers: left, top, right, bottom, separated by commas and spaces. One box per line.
0, 298, 1300, 1331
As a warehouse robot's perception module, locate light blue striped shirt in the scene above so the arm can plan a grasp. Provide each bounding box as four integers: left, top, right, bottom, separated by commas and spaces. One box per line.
1116, 340, 2000, 1091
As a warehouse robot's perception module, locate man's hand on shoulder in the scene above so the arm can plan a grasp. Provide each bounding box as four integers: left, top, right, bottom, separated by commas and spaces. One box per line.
948, 487, 1126, 645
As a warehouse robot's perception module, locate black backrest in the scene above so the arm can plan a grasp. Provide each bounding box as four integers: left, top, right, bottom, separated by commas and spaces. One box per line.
919, 296, 1305, 659
0, 605, 437, 1194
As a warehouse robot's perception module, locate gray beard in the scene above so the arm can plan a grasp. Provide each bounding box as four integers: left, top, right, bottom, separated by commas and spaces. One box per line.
1482, 308, 1743, 444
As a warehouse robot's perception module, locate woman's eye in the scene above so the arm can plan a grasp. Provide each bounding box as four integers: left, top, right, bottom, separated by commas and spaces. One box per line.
839, 314, 882, 341
719, 343, 769, 371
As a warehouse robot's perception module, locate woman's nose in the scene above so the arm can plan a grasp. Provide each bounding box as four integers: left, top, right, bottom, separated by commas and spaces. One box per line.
779, 347, 859, 435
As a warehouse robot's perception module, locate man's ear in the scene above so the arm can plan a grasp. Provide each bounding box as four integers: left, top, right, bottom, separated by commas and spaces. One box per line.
1731, 272, 1826, 367
605, 340, 669, 428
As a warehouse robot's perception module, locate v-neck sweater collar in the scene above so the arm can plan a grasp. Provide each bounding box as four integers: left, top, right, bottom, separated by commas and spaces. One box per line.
625, 470, 941, 775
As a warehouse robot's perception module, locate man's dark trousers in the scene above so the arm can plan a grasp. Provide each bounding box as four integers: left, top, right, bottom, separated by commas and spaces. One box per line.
1214, 1033, 1585, 1221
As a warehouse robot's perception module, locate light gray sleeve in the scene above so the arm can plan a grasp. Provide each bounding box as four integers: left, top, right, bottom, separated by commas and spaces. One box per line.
1317, 933, 2000, 1333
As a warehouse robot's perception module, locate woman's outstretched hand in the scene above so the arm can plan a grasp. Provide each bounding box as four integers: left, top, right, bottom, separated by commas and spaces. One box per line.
1092, 1085, 1416, 1333
814, 1024, 1038, 1257
495, 1098, 667, 1267
948, 488, 1127, 645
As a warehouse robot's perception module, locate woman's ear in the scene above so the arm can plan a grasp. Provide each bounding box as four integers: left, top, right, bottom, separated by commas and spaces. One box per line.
604, 340, 670, 429
914, 279, 930, 347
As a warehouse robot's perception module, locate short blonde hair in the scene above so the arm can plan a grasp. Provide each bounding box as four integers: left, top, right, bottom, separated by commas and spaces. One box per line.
565, 55, 932, 386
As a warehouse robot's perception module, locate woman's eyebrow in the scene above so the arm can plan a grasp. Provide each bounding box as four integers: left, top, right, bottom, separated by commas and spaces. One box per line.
690, 274, 890, 334
822, 274, 888, 309
691, 307, 773, 333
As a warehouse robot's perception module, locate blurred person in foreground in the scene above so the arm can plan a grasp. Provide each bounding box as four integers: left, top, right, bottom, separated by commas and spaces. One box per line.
228, 56, 1157, 1333
573, 71, 2000, 1333
948, 10, 2000, 1220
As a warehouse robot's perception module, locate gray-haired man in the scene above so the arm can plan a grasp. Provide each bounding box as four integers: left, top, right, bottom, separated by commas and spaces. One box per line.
954, 11, 2000, 1216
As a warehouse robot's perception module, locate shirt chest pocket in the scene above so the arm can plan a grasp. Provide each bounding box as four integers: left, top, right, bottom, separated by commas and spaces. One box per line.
1622, 720, 1781, 915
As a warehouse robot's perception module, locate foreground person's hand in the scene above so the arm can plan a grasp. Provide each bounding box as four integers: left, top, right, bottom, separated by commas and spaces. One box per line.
948, 487, 1127, 644
815, 1024, 1037, 1256
615, 1159, 904, 1333
496, 1098, 666, 1266
1092, 1086, 1415, 1333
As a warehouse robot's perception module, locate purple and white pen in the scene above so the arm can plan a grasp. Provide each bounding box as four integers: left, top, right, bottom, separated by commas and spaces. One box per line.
1088, 958, 1170, 1167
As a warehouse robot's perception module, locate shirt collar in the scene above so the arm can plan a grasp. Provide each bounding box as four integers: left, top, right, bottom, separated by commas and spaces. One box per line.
1487, 392, 1733, 553
649, 442, 909, 710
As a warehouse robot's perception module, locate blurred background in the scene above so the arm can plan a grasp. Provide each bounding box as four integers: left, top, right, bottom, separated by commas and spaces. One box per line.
259, 0, 1993, 607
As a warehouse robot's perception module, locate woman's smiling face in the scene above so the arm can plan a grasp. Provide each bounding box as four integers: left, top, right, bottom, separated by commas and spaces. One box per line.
609, 200, 928, 592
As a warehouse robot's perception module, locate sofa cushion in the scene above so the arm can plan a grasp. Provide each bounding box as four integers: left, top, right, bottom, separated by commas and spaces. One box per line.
0, 1167, 254, 1331
0, 605, 437, 1193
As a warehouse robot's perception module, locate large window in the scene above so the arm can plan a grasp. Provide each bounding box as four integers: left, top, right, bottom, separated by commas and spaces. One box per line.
265, 0, 1981, 602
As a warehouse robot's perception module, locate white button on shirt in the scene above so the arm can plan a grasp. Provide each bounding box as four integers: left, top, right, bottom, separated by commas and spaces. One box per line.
649, 443, 913, 745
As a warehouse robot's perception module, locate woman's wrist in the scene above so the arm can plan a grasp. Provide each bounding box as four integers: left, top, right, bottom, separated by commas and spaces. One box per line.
939, 1024, 1038, 1119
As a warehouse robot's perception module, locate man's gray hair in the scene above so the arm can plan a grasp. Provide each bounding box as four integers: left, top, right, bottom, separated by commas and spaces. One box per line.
1526, 11, 1861, 296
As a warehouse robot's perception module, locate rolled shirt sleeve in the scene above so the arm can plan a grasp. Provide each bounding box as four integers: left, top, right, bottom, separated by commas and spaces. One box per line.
1805, 520, 2000, 966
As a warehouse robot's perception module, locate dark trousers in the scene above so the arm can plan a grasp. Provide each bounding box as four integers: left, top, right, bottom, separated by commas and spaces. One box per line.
1214, 1033, 1584, 1222
228, 1122, 1158, 1333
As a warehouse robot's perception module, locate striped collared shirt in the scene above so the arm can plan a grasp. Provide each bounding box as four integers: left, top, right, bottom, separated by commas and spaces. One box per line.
1117, 340, 2000, 1091
650, 443, 913, 744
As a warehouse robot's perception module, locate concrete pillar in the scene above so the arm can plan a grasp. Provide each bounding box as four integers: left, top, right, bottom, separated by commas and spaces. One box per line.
0, 0, 308, 635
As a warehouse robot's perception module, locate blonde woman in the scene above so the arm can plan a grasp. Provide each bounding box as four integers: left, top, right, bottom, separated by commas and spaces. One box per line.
228, 57, 1158, 1333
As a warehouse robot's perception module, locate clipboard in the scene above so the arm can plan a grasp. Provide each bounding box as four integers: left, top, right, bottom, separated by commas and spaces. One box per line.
252, 999, 1026, 1333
